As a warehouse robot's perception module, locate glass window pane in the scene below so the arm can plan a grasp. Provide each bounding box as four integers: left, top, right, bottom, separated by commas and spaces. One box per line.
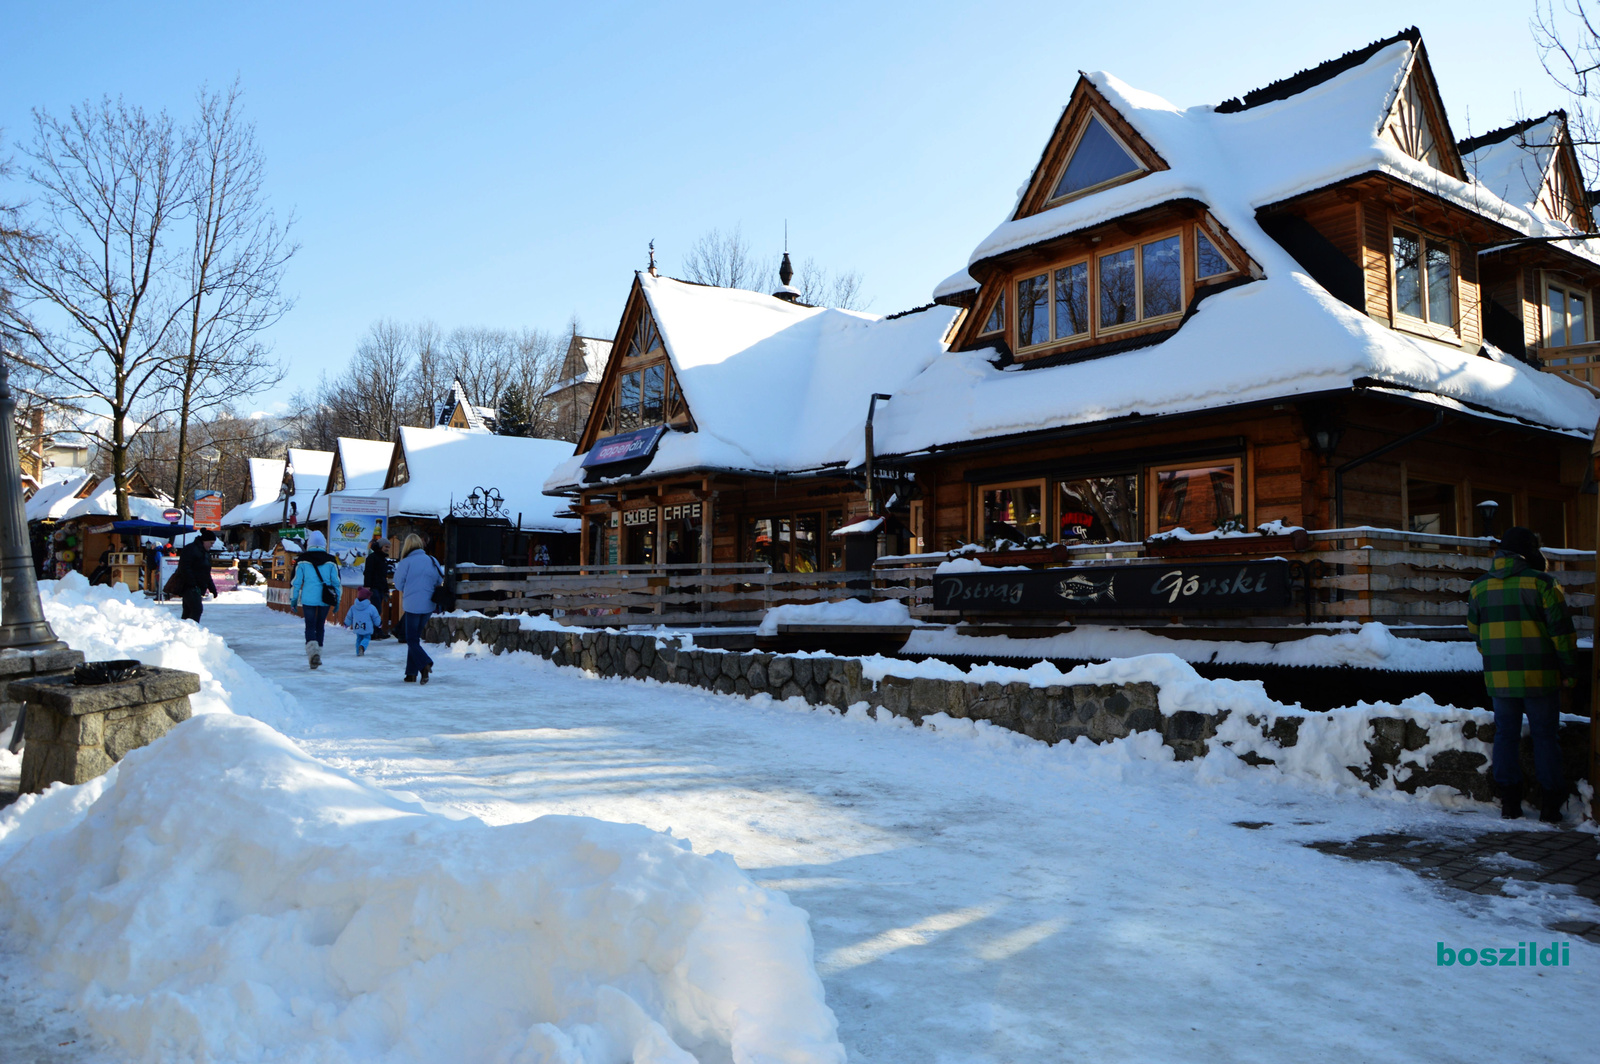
1017, 274, 1049, 347
1393, 229, 1422, 319
1057, 475, 1139, 544
981, 292, 1005, 334
641, 364, 666, 423
746, 517, 777, 568
1051, 116, 1141, 199
1099, 248, 1137, 329
617, 372, 641, 431
1571, 295, 1587, 345
981, 485, 1043, 547
1054, 262, 1089, 337
1141, 236, 1182, 319
1406, 479, 1456, 536
792, 513, 820, 573
1425, 243, 1452, 326
1549, 287, 1568, 347
1153, 465, 1237, 535
1196, 232, 1231, 278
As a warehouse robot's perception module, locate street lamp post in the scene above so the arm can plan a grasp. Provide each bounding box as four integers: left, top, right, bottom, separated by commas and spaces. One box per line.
0, 354, 66, 652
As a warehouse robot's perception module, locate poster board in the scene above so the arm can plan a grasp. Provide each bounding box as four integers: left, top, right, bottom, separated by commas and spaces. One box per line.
193, 490, 223, 530
328, 494, 389, 583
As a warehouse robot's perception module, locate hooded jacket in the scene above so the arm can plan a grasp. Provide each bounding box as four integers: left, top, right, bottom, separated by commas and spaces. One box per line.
343, 598, 382, 636
1466, 551, 1577, 696
290, 550, 340, 609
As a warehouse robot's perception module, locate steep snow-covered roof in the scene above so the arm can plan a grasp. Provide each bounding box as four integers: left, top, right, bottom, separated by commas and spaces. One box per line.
545, 274, 959, 491
1460, 113, 1572, 227
378, 427, 579, 531
891, 43, 1600, 457
220, 457, 288, 528
282, 448, 333, 524
308, 438, 396, 522
25, 473, 97, 522
545, 336, 612, 396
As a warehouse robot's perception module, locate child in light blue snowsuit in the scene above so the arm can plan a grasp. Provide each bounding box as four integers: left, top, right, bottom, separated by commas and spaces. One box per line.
344, 587, 382, 657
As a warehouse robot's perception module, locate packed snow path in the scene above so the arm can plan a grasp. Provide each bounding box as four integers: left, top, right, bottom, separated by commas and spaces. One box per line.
186, 597, 1600, 1062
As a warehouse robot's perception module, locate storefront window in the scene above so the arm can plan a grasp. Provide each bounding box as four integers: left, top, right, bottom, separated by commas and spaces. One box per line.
622, 507, 657, 564
982, 483, 1044, 547
1057, 475, 1139, 543
826, 510, 845, 569
1151, 462, 1239, 535
747, 517, 779, 569
662, 502, 702, 564
792, 512, 821, 572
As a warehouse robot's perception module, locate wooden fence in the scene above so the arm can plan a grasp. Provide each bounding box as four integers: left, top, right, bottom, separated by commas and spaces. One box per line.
449, 529, 1595, 632
452, 562, 938, 627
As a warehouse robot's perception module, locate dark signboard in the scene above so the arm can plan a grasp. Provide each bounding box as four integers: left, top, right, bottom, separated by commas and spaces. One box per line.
932, 559, 1292, 613
582, 425, 666, 468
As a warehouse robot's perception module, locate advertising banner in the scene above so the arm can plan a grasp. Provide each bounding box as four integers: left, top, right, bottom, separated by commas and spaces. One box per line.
328, 494, 390, 582
931, 560, 1293, 613
581, 425, 666, 468
193, 490, 223, 530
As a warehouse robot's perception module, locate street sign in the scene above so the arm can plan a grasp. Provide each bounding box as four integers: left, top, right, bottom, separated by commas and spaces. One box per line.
162, 508, 183, 523
193, 490, 223, 530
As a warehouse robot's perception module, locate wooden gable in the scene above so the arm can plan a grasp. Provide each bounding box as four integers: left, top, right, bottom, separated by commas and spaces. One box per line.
577, 276, 695, 453
383, 439, 409, 490
1013, 76, 1169, 221
1380, 43, 1464, 180
1536, 118, 1592, 232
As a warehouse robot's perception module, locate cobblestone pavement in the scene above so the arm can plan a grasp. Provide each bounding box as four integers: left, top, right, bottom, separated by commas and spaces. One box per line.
1305, 826, 1600, 943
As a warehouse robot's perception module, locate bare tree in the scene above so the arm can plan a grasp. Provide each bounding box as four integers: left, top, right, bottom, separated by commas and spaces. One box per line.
679, 225, 766, 289
784, 256, 870, 311
1534, 2, 1600, 179
167, 82, 295, 507
0, 98, 189, 518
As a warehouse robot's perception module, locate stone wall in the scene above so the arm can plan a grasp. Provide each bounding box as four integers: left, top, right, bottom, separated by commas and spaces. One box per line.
11, 665, 199, 793
427, 616, 1588, 802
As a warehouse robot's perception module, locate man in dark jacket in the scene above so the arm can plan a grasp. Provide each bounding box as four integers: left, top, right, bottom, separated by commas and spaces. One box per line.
363, 537, 393, 638
1466, 526, 1576, 823
178, 529, 219, 622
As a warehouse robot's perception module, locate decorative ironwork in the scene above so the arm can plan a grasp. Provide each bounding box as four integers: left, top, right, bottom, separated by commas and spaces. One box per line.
0, 353, 67, 651
450, 486, 507, 521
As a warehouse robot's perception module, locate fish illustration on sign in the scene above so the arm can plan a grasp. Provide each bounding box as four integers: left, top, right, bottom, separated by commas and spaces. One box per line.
1057, 573, 1115, 603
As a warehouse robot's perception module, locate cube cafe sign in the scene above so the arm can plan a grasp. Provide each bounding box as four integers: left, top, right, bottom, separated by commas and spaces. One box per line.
933, 559, 1292, 612
623, 502, 701, 527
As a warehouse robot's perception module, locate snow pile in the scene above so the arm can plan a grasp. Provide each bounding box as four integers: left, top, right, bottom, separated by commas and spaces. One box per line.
902, 621, 1482, 672
0, 714, 845, 1064
757, 599, 916, 636
38, 575, 297, 727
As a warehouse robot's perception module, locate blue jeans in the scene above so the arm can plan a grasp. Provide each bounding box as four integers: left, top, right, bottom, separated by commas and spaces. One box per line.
1490, 693, 1565, 791
302, 605, 328, 646
355, 634, 371, 653
404, 611, 433, 678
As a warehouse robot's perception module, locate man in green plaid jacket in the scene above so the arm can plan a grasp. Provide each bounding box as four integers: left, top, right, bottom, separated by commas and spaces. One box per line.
1465, 526, 1573, 823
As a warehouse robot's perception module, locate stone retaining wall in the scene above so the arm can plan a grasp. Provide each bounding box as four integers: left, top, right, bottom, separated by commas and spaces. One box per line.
428, 616, 1589, 803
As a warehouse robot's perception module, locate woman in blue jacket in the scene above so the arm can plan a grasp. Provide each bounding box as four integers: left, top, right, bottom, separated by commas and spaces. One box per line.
289, 531, 341, 670
390, 533, 443, 683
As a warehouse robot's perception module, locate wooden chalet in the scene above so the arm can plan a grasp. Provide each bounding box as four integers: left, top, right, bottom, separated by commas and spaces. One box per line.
884, 28, 1600, 559
543, 264, 957, 574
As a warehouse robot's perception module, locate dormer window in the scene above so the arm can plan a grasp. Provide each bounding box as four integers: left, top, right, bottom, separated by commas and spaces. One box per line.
1049, 115, 1144, 203
1392, 227, 1455, 336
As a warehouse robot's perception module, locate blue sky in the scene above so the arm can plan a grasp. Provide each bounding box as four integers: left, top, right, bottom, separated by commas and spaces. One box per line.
0, 1, 1576, 410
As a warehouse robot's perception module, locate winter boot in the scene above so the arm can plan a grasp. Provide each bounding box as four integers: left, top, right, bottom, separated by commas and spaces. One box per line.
306, 641, 322, 670
1539, 788, 1567, 825
1499, 783, 1524, 820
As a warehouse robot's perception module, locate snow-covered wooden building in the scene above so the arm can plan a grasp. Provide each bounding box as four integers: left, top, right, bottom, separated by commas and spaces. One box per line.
894, 28, 1600, 553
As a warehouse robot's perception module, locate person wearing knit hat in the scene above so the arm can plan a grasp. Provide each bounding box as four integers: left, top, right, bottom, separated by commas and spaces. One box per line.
1466, 526, 1576, 822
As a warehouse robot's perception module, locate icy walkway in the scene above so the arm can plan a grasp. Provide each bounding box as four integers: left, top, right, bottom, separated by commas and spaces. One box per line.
177, 596, 1597, 1063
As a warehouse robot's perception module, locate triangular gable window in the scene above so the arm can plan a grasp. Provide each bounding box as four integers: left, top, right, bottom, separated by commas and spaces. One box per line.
1386, 68, 1445, 171
626, 309, 663, 359
1051, 115, 1142, 201
1195, 232, 1234, 279
979, 290, 1006, 334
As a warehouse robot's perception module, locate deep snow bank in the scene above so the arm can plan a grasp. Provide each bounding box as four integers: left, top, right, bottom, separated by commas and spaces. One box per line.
0, 714, 844, 1064
38, 574, 298, 727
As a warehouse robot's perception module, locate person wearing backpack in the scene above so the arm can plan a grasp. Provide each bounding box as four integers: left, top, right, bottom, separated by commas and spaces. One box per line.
390, 533, 443, 684
290, 530, 341, 670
